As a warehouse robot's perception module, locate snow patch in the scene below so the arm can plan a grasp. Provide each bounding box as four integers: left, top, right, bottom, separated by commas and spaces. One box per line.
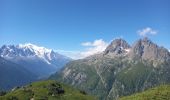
18, 43, 53, 63
125, 49, 130, 53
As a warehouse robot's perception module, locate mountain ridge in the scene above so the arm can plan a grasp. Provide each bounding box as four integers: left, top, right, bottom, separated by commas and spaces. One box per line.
0, 43, 72, 78
0, 43, 71, 65
0, 43, 72, 90
50, 37, 170, 100
104, 38, 131, 55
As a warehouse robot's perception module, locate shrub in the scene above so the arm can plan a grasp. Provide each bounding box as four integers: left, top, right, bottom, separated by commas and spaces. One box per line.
80, 90, 87, 95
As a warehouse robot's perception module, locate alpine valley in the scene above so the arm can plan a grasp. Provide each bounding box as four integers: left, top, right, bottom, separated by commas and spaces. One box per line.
0, 43, 71, 90
1, 38, 170, 100
50, 37, 170, 100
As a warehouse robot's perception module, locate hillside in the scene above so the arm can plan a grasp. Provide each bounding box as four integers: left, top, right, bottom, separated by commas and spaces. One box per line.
120, 84, 170, 100
0, 80, 96, 100
0, 57, 37, 90
50, 38, 170, 100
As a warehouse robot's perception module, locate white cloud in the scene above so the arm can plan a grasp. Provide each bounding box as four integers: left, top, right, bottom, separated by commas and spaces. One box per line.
80, 39, 108, 58
57, 39, 108, 59
137, 27, 158, 36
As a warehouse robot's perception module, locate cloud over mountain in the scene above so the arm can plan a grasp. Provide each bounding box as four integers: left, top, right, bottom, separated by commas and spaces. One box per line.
80, 39, 108, 57
137, 27, 158, 36
57, 39, 108, 59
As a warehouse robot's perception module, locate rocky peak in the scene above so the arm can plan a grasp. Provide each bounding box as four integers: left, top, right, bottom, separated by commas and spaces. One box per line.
129, 37, 170, 63
0, 44, 38, 57
104, 38, 131, 55
0, 44, 71, 65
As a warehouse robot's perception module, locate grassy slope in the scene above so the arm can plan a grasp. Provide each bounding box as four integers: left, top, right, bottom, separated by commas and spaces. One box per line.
120, 85, 170, 100
0, 80, 96, 100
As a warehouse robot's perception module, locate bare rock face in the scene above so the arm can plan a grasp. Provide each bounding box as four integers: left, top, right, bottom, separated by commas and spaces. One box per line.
51, 37, 170, 100
129, 37, 170, 63
104, 39, 131, 55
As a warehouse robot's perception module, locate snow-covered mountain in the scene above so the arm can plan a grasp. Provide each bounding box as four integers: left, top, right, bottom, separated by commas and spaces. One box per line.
0, 43, 70, 65
0, 43, 71, 78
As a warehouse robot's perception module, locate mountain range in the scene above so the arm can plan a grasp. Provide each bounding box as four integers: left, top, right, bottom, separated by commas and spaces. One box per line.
0, 38, 170, 100
0, 43, 71, 90
50, 37, 170, 100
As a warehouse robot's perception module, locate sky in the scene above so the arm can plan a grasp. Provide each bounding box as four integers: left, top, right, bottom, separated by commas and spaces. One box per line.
0, 0, 170, 59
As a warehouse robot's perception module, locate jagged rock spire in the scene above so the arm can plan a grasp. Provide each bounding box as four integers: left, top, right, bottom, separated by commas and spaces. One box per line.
104, 38, 131, 55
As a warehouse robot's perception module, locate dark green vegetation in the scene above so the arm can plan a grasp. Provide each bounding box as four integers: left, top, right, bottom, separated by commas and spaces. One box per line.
1, 38, 170, 100
50, 55, 170, 100
0, 80, 96, 100
50, 38, 170, 100
120, 85, 170, 100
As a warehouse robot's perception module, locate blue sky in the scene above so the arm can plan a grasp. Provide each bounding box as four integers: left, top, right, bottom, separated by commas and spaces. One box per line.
0, 0, 170, 59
